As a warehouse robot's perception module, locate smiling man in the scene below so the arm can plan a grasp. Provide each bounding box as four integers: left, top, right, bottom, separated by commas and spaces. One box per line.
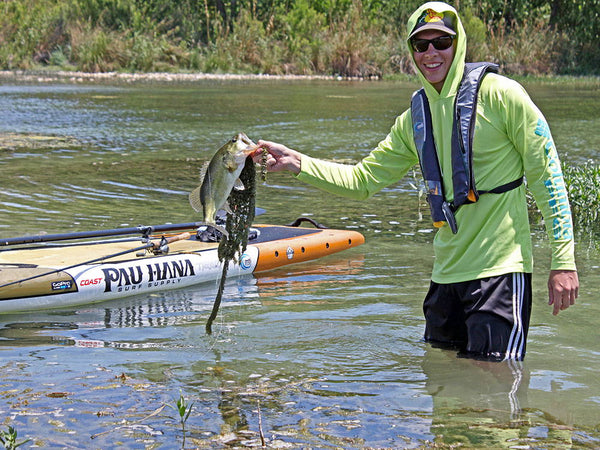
253, 2, 578, 361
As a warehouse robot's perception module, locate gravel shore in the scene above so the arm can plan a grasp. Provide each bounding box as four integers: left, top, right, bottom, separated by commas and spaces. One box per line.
0, 70, 354, 84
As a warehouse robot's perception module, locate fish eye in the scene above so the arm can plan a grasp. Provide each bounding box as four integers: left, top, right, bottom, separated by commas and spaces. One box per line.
231, 137, 237, 143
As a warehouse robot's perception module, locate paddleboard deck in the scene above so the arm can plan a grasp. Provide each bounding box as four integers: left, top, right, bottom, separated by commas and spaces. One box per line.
0, 224, 364, 313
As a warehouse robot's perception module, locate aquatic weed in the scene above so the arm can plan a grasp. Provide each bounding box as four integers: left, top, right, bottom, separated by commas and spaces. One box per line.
206, 155, 256, 334
563, 160, 600, 232
526, 160, 600, 243
0, 426, 30, 450
171, 392, 194, 449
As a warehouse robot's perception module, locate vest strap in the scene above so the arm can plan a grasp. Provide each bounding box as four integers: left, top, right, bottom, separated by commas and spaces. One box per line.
478, 176, 524, 195
450, 176, 524, 212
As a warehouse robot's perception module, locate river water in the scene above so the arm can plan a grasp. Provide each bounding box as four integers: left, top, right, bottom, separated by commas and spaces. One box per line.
0, 76, 598, 448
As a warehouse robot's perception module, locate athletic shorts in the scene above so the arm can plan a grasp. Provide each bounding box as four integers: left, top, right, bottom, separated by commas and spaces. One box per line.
422, 272, 532, 361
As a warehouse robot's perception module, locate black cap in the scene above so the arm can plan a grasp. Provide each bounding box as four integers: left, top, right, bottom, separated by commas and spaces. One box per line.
409, 8, 456, 39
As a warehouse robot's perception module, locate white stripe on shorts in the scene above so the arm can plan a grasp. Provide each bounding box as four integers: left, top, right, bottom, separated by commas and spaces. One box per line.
504, 273, 525, 360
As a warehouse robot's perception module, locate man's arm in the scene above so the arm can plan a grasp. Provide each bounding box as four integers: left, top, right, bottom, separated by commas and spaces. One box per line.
499, 77, 579, 314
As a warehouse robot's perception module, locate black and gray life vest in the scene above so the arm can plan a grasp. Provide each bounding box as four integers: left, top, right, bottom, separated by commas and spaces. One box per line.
411, 62, 523, 234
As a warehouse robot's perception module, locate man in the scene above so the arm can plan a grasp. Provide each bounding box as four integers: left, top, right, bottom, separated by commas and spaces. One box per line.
252, 1, 578, 361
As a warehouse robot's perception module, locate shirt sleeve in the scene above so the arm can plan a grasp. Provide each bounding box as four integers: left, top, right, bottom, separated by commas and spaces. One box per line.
297, 112, 419, 200
502, 79, 576, 270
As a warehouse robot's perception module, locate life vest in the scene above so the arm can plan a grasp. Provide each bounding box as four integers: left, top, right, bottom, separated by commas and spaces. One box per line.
411, 62, 523, 233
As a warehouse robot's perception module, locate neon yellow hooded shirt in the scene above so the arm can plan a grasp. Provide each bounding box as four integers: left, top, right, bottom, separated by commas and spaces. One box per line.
297, 1, 576, 283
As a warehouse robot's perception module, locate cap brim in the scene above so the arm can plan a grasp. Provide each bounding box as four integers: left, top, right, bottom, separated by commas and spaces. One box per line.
409, 22, 457, 39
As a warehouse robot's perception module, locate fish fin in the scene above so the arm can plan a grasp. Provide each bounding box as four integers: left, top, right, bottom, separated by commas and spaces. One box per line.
222, 202, 234, 214
222, 153, 238, 172
233, 178, 245, 191
189, 186, 203, 213
199, 161, 210, 183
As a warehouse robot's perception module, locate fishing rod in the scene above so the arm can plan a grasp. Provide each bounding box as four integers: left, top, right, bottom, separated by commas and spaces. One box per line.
0, 232, 190, 290
0, 236, 151, 254
0, 222, 203, 247
0, 209, 267, 247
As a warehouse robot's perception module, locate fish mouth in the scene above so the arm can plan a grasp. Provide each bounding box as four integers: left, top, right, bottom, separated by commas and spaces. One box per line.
234, 132, 257, 154
242, 144, 258, 155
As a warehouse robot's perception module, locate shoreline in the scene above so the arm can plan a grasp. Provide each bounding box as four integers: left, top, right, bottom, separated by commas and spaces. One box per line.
0, 70, 372, 84
1, 69, 596, 87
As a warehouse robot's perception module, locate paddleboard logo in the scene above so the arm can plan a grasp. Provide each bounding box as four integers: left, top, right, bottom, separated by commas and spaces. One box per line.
51, 280, 73, 291
239, 252, 252, 270
286, 246, 294, 260
101, 258, 196, 293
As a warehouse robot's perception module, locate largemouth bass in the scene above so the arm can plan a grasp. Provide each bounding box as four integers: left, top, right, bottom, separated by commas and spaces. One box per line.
189, 133, 256, 233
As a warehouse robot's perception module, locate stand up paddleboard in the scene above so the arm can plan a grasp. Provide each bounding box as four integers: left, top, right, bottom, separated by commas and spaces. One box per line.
0, 222, 364, 313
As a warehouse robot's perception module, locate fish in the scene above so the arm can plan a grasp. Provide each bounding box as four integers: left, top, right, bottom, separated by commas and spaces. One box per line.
189, 133, 257, 234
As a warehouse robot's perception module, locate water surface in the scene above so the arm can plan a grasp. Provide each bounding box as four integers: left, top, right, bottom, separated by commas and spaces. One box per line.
0, 77, 598, 448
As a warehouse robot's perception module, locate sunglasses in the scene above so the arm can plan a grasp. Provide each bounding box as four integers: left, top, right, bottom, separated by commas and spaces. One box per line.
411, 35, 455, 53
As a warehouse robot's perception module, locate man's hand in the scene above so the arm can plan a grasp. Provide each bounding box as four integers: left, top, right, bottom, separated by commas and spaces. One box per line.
548, 270, 579, 315
251, 140, 302, 175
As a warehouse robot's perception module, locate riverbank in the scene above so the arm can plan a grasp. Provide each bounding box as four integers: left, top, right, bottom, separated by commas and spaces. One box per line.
3, 69, 599, 90
0, 70, 369, 85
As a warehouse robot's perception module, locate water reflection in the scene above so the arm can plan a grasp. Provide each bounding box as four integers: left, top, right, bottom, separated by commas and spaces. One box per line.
0, 277, 257, 347
0, 256, 364, 348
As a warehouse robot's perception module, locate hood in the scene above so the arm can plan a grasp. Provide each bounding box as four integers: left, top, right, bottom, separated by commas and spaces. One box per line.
406, 2, 466, 99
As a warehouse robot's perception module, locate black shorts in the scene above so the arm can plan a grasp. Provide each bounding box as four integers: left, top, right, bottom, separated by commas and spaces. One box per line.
423, 273, 532, 361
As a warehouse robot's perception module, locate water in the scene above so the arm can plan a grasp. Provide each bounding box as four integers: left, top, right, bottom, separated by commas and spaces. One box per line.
0, 77, 599, 448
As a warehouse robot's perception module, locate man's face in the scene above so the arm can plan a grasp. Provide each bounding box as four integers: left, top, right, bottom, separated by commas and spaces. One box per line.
411, 30, 456, 93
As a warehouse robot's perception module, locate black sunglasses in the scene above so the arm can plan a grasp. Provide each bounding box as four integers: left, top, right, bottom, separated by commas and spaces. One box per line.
411, 35, 455, 53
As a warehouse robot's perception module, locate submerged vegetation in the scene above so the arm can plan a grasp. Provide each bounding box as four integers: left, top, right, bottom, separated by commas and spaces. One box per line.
563, 161, 600, 236
0, 0, 598, 77
526, 161, 600, 242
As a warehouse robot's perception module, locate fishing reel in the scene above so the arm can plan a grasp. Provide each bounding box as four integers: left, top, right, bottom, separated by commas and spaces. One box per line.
135, 235, 171, 257
151, 236, 171, 255
194, 210, 227, 242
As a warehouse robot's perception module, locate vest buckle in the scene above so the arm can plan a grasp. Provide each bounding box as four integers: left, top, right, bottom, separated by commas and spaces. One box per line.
441, 201, 458, 234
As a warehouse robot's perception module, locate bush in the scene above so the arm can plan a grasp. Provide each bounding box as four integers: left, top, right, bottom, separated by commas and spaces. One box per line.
322, 0, 397, 78
487, 17, 563, 75
461, 6, 490, 62
0, 0, 596, 76
69, 23, 127, 72
278, 0, 327, 74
